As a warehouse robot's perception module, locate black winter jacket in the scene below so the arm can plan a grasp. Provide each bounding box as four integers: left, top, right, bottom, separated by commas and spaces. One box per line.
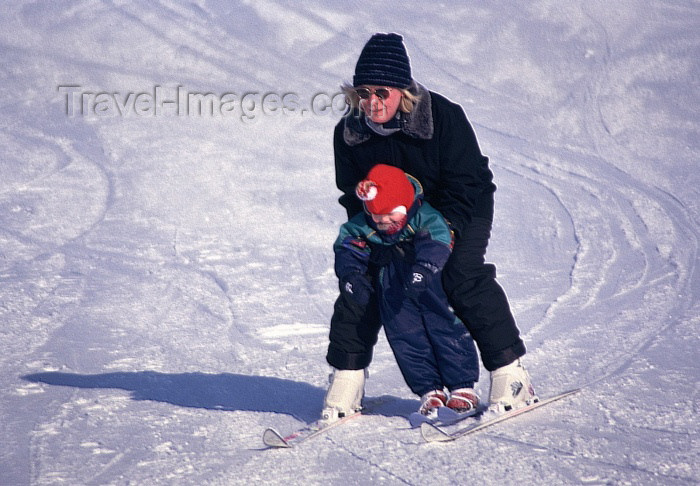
334, 82, 496, 237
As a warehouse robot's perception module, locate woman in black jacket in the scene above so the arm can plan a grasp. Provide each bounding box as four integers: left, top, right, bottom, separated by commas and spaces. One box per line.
322, 33, 537, 419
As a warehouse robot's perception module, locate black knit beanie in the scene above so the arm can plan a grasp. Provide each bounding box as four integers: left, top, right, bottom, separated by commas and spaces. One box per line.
353, 33, 412, 88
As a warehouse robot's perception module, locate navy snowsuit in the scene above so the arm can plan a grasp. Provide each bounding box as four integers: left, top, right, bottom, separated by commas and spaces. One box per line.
334, 180, 479, 396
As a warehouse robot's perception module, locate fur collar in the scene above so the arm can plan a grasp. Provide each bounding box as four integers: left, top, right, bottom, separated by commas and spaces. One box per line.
342, 81, 434, 146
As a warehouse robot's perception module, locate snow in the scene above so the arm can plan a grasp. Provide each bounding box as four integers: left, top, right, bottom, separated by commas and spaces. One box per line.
1, 1, 698, 484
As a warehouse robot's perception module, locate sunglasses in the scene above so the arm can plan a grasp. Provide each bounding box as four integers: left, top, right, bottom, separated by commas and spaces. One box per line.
355, 87, 393, 100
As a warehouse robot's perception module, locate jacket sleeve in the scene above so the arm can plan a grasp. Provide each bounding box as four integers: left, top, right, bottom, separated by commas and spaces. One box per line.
333, 216, 372, 279
432, 95, 494, 236
411, 204, 453, 273
334, 122, 365, 219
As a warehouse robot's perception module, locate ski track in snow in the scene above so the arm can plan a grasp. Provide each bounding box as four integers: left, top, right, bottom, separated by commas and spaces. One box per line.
1, 1, 698, 485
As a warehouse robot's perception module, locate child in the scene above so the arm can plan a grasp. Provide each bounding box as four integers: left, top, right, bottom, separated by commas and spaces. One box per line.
323, 164, 480, 421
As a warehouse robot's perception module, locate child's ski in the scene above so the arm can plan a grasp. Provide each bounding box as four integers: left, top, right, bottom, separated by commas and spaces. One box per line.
408, 404, 483, 428
420, 388, 580, 443
436, 403, 485, 423
408, 411, 437, 428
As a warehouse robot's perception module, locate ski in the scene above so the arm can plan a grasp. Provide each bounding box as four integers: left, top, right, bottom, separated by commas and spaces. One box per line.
437, 403, 485, 423
408, 404, 483, 428
408, 410, 437, 428
263, 396, 395, 449
420, 388, 581, 443
263, 396, 390, 449
263, 410, 362, 448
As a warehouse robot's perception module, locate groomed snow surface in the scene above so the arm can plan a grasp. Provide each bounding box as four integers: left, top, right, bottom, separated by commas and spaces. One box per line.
1, 1, 698, 485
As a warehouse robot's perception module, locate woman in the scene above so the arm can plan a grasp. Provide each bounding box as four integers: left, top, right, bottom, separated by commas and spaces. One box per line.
322, 33, 537, 420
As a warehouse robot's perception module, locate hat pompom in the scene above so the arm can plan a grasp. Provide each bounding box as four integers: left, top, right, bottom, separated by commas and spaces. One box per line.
356, 180, 378, 201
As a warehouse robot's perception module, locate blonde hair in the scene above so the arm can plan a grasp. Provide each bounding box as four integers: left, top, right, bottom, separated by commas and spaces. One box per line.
341, 83, 420, 114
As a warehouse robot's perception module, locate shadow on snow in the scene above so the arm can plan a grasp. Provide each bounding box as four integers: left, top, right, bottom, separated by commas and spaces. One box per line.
22, 371, 417, 423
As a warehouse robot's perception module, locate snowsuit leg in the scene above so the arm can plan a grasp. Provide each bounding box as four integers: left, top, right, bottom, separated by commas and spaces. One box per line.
381, 294, 442, 396
443, 217, 526, 372
380, 261, 479, 396
418, 290, 479, 391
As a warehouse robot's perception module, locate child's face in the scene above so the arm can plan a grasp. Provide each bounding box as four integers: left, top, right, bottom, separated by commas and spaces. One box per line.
371, 211, 407, 232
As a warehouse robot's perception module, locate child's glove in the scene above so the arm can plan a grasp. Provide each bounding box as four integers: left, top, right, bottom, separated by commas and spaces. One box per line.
340, 273, 373, 307
405, 264, 433, 299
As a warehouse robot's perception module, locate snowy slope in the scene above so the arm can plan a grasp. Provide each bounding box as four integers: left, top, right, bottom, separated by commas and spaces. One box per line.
1, 1, 698, 484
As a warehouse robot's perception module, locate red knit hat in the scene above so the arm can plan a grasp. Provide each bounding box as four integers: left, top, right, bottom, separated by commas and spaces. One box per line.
355, 164, 415, 215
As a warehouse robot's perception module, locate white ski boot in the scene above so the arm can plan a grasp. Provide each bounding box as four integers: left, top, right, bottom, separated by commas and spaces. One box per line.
320, 368, 367, 424
489, 359, 538, 412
